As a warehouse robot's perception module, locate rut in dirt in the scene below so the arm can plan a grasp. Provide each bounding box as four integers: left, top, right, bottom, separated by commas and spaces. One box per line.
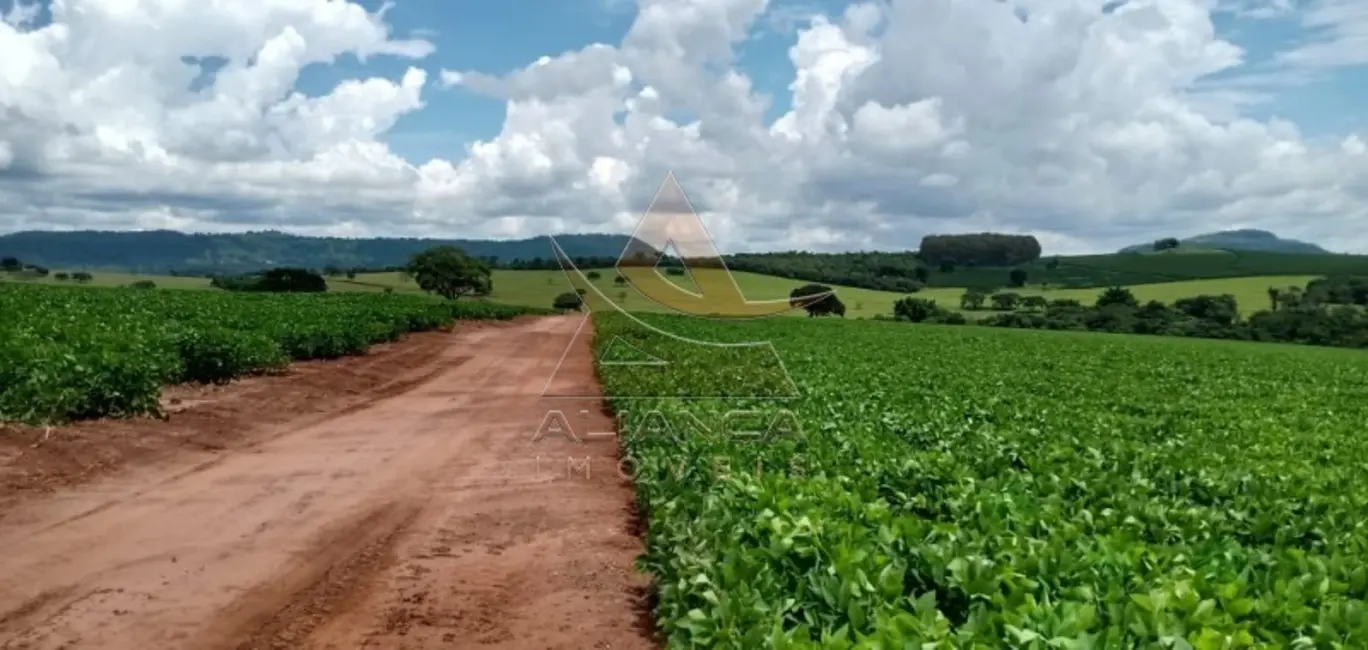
0, 315, 657, 650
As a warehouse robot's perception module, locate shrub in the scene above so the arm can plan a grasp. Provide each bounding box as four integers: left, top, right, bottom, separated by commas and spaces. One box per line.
1096, 286, 1138, 309
990, 292, 1021, 310
174, 327, 288, 384
892, 297, 941, 322
960, 289, 987, 310
553, 291, 584, 311
256, 268, 327, 293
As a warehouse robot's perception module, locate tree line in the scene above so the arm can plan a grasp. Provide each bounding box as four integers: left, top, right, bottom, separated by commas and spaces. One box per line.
207, 246, 495, 299
885, 275, 1368, 351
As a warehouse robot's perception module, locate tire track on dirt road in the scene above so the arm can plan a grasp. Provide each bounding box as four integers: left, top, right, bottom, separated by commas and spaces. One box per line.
0, 315, 657, 650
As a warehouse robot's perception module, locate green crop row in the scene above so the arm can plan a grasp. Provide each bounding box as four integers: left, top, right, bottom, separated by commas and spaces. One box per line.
595, 313, 1368, 648
0, 283, 549, 423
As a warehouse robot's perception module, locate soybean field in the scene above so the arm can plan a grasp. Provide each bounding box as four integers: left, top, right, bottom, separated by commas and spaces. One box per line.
0, 283, 540, 423
599, 313, 1368, 648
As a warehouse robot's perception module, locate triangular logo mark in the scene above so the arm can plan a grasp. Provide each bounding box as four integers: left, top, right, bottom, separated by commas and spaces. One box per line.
597, 336, 668, 366
615, 172, 830, 320
653, 241, 701, 295
539, 171, 811, 401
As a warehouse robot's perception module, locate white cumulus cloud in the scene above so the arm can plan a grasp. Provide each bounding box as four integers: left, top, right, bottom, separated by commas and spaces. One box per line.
2, 0, 1368, 253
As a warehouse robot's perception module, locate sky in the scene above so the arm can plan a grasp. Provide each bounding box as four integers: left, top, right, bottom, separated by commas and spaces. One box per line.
1, 0, 1367, 255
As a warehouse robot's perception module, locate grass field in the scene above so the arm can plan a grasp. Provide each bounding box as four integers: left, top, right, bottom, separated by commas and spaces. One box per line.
600, 312, 1368, 646
3, 267, 1321, 319
355, 268, 911, 318
988, 275, 1317, 316
356, 269, 1314, 318
1, 270, 214, 290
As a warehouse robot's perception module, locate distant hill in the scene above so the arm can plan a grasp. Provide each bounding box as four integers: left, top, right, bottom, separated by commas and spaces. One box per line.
1120, 229, 1330, 255
0, 230, 649, 274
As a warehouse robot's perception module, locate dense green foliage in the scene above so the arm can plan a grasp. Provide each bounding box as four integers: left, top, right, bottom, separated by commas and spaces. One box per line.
1304, 276, 1368, 306
403, 246, 493, 300
670, 250, 1368, 296
918, 233, 1042, 267
596, 313, 1368, 648
892, 297, 964, 324
553, 291, 584, 311
723, 252, 929, 292
789, 284, 846, 317
971, 281, 1368, 351
210, 267, 328, 292
0, 283, 544, 423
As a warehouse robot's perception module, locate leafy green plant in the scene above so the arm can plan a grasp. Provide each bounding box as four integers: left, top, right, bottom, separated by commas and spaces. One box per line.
0, 284, 549, 423
595, 312, 1368, 648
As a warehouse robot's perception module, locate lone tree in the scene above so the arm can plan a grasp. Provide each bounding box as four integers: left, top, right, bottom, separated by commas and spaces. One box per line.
586, 270, 602, 280
1009, 268, 1028, 288
960, 289, 986, 310
404, 246, 492, 300
893, 297, 940, 322
0, 256, 20, 271
553, 291, 583, 311
789, 283, 845, 317
614, 274, 630, 285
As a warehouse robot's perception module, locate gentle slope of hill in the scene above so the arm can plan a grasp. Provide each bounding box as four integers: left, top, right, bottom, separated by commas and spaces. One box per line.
1119, 229, 1329, 254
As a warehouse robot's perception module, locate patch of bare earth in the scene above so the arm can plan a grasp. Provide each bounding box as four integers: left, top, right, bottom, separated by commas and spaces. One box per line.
0, 315, 658, 650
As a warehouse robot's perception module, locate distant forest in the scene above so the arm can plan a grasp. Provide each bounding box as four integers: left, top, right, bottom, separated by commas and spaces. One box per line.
6, 229, 1368, 292
0, 230, 643, 275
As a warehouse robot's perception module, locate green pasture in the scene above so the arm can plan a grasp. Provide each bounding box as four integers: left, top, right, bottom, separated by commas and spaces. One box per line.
2, 267, 1325, 319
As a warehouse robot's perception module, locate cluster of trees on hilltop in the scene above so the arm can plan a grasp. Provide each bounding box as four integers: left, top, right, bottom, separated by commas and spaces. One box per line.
917, 233, 1042, 268
885, 275, 1368, 352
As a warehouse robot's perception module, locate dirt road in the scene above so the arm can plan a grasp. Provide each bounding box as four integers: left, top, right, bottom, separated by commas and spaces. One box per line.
0, 315, 656, 649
